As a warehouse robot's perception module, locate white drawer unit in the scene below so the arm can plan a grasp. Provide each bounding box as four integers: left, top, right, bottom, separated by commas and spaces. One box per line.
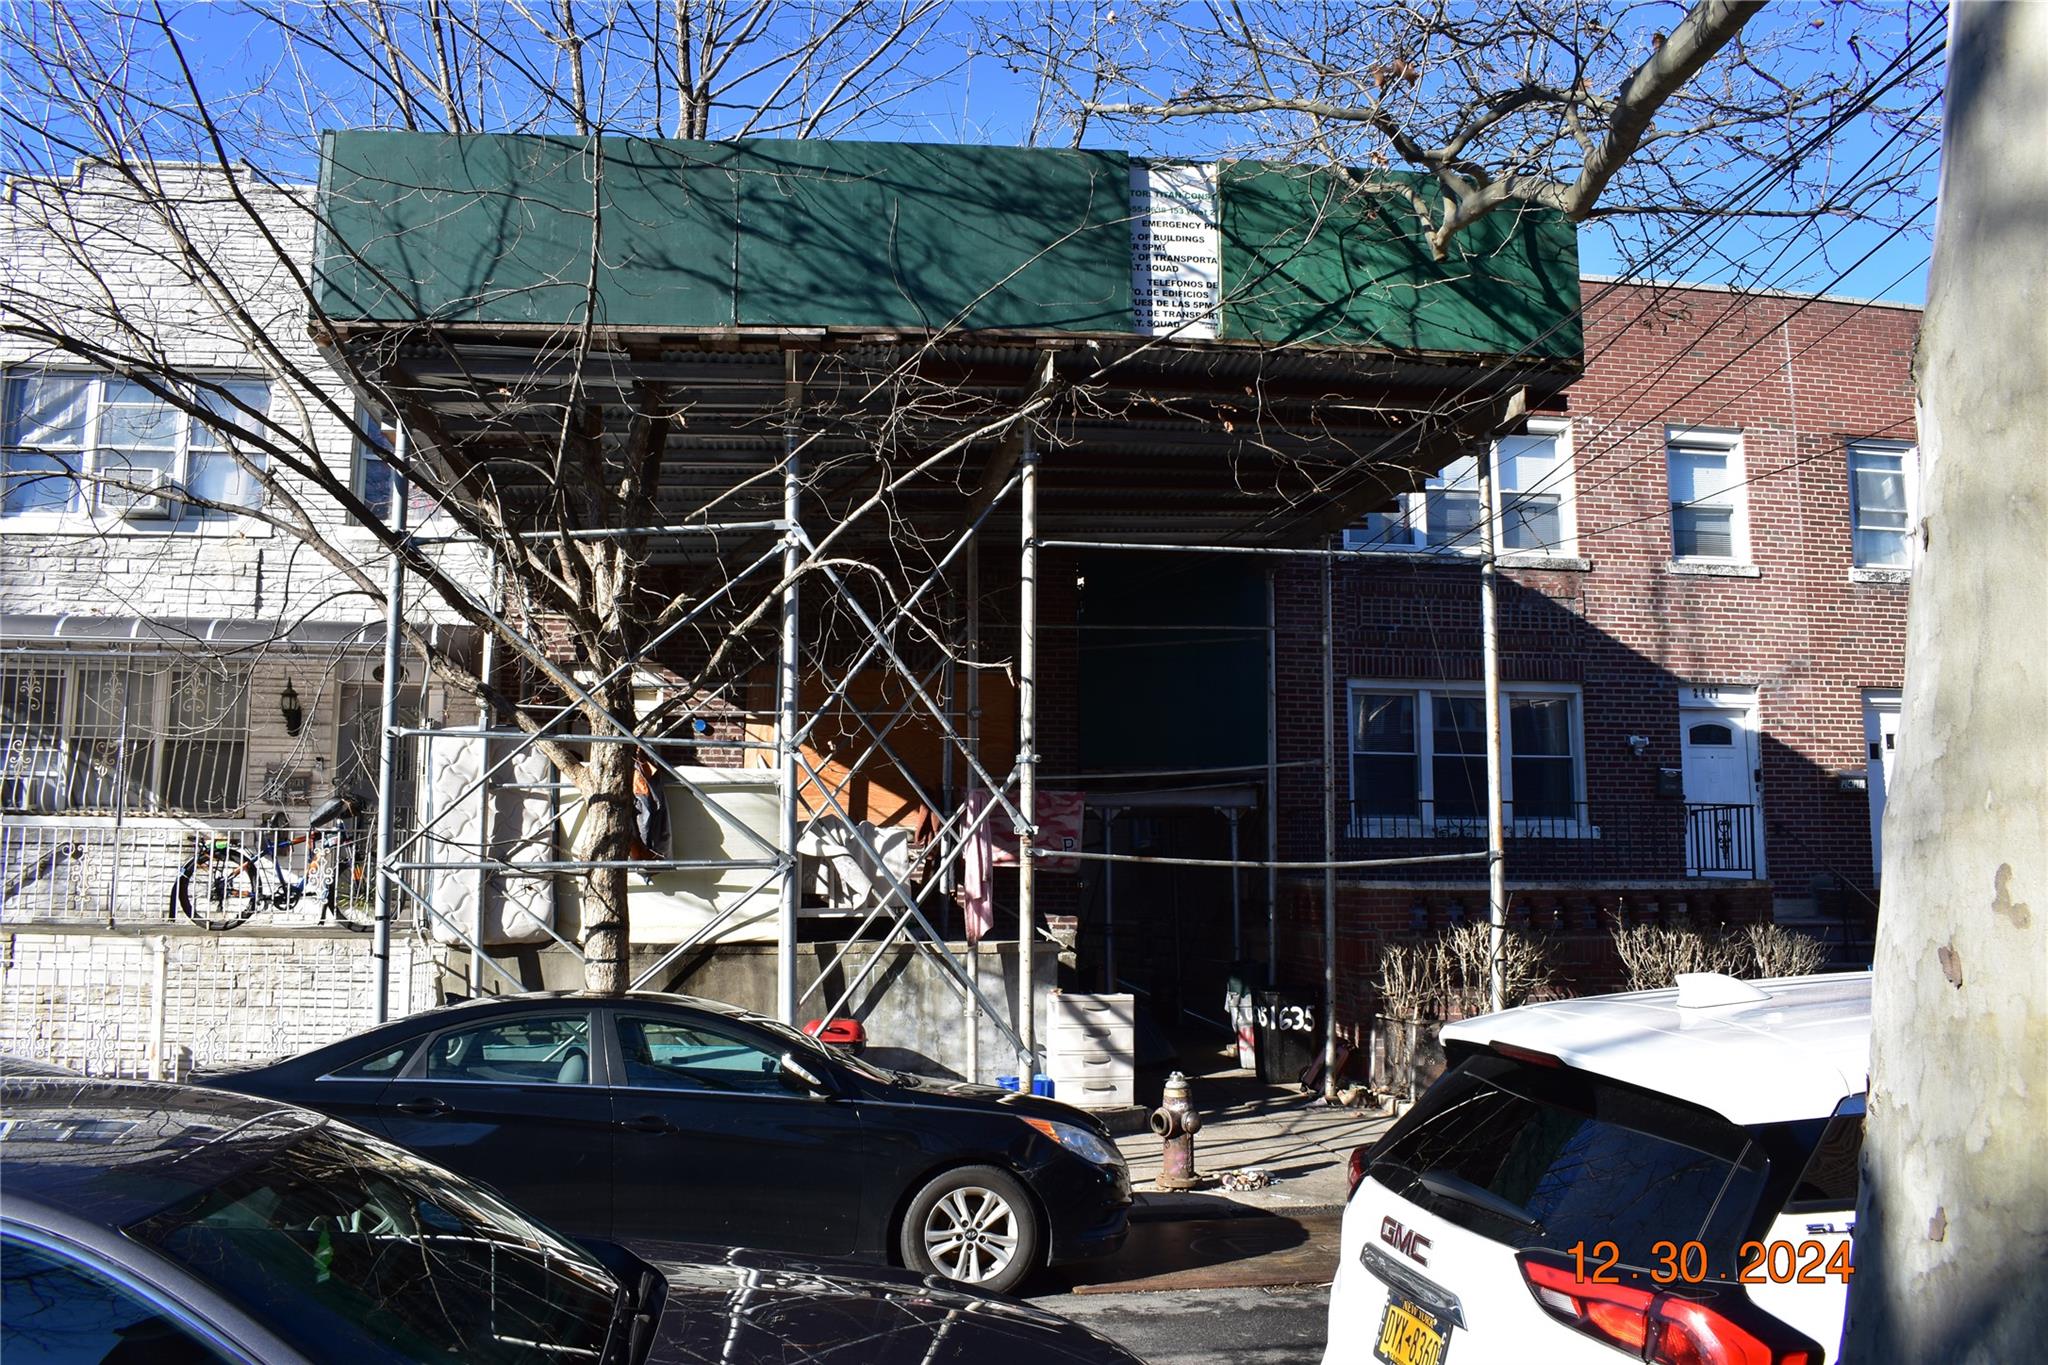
1045, 993, 1135, 1108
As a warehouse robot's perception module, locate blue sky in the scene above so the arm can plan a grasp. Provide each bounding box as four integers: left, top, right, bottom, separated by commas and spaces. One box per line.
32, 2, 1940, 305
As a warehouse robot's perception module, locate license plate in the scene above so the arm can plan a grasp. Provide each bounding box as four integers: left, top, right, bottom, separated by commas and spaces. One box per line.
1373, 1295, 1450, 1365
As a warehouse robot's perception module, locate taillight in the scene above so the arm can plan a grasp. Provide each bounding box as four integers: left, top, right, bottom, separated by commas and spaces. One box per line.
1518, 1253, 1821, 1365
1346, 1145, 1369, 1198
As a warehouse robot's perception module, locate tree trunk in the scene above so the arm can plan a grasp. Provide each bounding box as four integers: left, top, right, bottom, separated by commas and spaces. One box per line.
578, 728, 637, 995
1841, 5, 2048, 1360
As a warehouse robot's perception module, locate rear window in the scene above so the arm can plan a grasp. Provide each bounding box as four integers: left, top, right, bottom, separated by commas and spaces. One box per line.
1364, 1054, 1767, 1273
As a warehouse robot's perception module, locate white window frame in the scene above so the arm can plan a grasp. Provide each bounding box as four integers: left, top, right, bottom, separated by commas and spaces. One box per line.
0, 657, 252, 816
1846, 439, 1918, 571
349, 403, 403, 527
1, 368, 270, 532
1666, 426, 1750, 564
1343, 417, 1576, 557
1345, 681, 1589, 838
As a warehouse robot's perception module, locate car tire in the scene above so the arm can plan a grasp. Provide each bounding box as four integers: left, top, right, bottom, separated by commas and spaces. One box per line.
899, 1164, 1041, 1295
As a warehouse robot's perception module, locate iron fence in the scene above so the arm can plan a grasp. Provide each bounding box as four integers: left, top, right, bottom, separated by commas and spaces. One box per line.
0, 816, 409, 929
1342, 800, 1760, 881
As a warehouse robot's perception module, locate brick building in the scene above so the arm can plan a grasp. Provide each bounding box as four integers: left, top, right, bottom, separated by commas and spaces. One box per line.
1266, 278, 1919, 1030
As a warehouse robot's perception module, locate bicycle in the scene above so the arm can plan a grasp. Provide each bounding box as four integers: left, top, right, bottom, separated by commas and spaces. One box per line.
171, 795, 375, 932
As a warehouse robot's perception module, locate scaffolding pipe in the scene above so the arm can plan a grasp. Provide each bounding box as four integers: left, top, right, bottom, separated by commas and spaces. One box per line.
1478, 440, 1508, 1014
1267, 570, 1280, 988
1228, 807, 1243, 961
965, 543, 983, 1084
371, 435, 409, 1024
1321, 555, 1339, 1102
473, 566, 496, 998
778, 410, 803, 1025
408, 520, 788, 545
1101, 808, 1120, 993
1016, 439, 1040, 1074
1034, 848, 1487, 871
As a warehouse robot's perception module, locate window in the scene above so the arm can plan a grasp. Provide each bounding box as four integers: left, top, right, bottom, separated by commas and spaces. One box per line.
1848, 440, 1915, 567
424, 1013, 593, 1085
1667, 429, 1747, 561
1346, 420, 1574, 555
329, 1040, 418, 1080
127, 1126, 618, 1365
2, 370, 269, 522
350, 404, 404, 524
0, 659, 250, 815
1348, 684, 1583, 833
616, 1015, 791, 1096
1, 1234, 234, 1364
1362, 1053, 1768, 1272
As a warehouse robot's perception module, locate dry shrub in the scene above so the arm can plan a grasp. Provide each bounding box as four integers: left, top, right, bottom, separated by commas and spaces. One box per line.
1611, 925, 1747, 991
1612, 923, 1832, 990
1743, 924, 1831, 978
1376, 923, 1555, 1019
1375, 940, 1433, 1019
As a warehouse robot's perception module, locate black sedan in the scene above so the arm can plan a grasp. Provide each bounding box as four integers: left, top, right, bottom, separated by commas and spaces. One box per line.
206, 991, 1130, 1295
0, 1074, 1147, 1364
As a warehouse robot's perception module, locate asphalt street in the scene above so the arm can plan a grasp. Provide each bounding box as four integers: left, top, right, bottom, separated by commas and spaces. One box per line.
1030, 1285, 1332, 1365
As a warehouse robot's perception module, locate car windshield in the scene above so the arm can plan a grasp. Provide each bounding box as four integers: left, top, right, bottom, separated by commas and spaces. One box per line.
1367, 1053, 1768, 1274
128, 1123, 620, 1363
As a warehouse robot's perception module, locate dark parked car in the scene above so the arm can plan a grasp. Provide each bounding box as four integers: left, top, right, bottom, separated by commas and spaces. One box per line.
205, 991, 1130, 1295
0, 1074, 1148, 1364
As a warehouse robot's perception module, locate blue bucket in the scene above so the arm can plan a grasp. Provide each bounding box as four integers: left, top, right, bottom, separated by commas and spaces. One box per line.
996, 1074, 1020, 1092
1032, 1074, 1055, 1098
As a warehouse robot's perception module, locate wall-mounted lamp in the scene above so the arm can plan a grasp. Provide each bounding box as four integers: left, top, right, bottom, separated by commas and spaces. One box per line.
279, 678, 305, 738
1626, 735, 1651, 758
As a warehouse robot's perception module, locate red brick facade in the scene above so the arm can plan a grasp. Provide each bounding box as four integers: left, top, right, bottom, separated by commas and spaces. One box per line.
1271, 280, 1919, 1005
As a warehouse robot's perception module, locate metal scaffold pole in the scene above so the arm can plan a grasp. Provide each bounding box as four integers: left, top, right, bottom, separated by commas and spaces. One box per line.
777, 405, 803, 1025
1478, 437, 1508, 1014
372, 432, 409, 1024
960, 543, 981, 1083
1321, 555, 1338, 1101
1266, 569, 1280, 988
1015, 435, 1040, 1075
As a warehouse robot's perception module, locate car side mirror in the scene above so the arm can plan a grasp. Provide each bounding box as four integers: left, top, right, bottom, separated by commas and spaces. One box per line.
779, 1052, 829, 1095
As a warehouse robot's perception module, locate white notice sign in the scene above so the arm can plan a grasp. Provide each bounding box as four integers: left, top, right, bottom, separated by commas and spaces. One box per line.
1130, 162, 1221, 339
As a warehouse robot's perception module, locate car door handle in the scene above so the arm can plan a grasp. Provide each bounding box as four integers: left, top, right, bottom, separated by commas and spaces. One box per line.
393, 1097, 449, 1117
619, 1114, 676, 1134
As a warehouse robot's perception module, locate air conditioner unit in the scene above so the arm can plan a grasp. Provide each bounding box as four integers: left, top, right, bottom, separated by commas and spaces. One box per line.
100, 469, 178, 520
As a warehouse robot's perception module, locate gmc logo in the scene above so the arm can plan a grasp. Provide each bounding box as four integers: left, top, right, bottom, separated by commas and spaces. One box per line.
1381, 1216, 1432, 1266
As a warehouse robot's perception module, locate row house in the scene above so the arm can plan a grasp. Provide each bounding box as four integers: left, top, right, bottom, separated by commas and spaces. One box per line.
1261, 277, 1918, 1032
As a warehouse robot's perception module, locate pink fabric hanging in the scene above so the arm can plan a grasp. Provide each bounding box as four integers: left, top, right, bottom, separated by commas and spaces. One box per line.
960, 790, 995, 944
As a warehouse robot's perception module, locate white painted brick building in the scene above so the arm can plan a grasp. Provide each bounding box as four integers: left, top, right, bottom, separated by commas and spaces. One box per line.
2, 162, 464, 1072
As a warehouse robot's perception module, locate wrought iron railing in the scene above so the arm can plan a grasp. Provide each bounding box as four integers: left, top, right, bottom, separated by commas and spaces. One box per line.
1683, 802, 1759, 879
1342, 800, 1761, 882
0, 815, 404, 929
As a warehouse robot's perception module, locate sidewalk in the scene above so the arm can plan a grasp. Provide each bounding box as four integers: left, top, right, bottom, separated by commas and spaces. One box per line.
1117, 1068, 1396, 1220
1041, 1068, 1394, 1296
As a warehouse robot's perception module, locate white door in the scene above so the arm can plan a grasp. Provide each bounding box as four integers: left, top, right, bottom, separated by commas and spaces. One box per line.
1863, 692, 1902, 881
1681, 708, 1760, 877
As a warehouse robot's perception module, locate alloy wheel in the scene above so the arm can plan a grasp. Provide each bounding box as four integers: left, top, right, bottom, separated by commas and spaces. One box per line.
920, 1184, 1020, 1284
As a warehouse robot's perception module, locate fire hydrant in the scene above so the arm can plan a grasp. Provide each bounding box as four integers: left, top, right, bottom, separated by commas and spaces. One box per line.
1149, 1071, 1203, 1191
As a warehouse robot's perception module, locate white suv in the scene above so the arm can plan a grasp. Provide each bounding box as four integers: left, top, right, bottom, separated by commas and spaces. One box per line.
1323, 971, 1867, 1365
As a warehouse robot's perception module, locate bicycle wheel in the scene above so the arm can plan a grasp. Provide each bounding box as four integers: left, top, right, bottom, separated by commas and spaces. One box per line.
173, 844, 263, 931
321, 857, 378, 933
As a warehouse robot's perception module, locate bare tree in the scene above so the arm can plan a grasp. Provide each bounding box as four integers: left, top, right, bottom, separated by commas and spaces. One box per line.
988, 0, 1941, 261
0, 1, 965, 992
